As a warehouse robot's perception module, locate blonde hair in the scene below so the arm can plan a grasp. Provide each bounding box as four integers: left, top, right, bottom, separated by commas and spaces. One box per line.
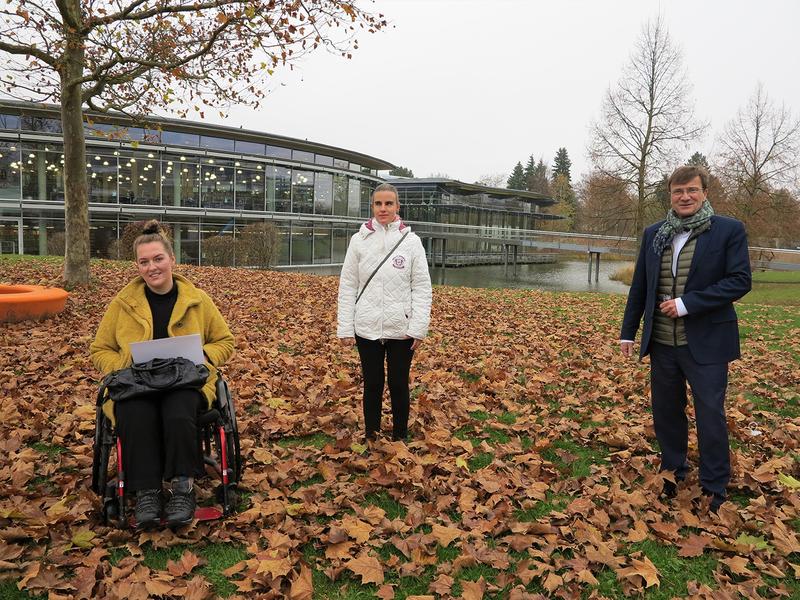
133, 220, 174, 259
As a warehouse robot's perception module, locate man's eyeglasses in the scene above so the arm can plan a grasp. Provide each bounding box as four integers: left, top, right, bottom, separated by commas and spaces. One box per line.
670, 187, 704, 197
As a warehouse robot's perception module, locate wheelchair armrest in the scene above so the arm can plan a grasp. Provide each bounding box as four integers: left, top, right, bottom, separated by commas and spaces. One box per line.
198, 409, 221, 427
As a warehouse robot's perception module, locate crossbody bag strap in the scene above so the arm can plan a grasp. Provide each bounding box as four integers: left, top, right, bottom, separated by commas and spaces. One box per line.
355, 230, 410, 305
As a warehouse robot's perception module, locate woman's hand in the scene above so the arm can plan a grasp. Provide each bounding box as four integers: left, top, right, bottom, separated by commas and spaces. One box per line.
406, 336, 422, 350
340, 337, 356, 347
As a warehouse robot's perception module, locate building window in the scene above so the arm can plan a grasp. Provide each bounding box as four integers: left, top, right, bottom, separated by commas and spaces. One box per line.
267, 166, 291, 212
333, 174, 348, 216
235, 140, 266, 155
313, 223, 332, 264
314, 172, 333, 215
200, 157, 234, 209
292, 149, 315, 164
333, 158, 349, 170
315, 154, 334, 167
162, 131, 201, 147
162, 154, 200, 207
266, 145, 291, 159
235, 160, 265, 211
87, 150, 118, 203
347, 179, 361, 218
0, 142, 21, 199
292, 170, 314, 214
21, 116, 61, 133
200, 135, 235, 152
20, 143, 64, 202
119, 150, 160, 205
0, 114, 20, 130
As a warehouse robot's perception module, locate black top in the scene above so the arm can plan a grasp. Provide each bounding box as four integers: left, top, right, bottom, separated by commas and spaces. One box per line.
145, 281, 178, 339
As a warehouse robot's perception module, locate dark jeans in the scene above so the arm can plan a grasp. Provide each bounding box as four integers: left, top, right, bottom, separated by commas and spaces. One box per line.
115, 388, 204, 492
355, 335, 415, 440
649, 342, 730, 496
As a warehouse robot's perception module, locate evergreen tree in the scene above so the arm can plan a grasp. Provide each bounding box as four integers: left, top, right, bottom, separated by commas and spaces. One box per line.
552, 147, 572, 182
507, 162, 526, 190
528, 158, 550, 195
389, 165, 414, 177
687, 152, 710, 169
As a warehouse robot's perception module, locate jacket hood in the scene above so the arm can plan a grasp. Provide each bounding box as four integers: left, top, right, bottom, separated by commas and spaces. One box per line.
359, 217, 410, 238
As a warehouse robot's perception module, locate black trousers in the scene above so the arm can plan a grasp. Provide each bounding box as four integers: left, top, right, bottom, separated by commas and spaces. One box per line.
355, 336, 415, 440
115, 388, 204, 492
649, 342, 730, 496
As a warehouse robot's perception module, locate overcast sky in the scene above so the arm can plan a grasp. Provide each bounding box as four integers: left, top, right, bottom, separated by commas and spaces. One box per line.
207, 1, 799, 184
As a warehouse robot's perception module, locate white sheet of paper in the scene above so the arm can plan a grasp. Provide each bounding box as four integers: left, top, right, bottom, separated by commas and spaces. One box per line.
129, 334, 205, 365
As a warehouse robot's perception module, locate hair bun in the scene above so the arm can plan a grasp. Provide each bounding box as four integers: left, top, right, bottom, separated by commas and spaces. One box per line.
141, 219, 161, 235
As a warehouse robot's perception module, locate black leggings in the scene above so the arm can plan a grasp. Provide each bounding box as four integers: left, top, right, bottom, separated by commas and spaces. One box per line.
355, 336, 415, 440
115, 388, 204, 492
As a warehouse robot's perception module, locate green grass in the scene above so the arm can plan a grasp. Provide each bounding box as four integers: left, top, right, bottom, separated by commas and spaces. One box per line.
29, 442, 67, 459
0, 581, 46, 600
751, 270, 800, 284
141, 542, 247, 597
515, 492, 570, 521
362, 490, 407, 520
541, 438, 609, 478
275, 433, 335, 449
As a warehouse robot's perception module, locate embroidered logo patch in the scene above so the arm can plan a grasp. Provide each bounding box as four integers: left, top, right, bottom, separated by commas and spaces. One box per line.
392, 255, 407, 269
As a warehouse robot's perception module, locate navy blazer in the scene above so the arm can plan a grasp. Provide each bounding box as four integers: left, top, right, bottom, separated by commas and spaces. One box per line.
620, 215, 752, 364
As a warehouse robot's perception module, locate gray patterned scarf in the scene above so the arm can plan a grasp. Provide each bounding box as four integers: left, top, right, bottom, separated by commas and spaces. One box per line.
652, 200, 714, 255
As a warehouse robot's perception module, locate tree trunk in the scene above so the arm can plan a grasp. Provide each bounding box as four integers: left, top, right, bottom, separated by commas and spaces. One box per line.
60, 22, 90, 285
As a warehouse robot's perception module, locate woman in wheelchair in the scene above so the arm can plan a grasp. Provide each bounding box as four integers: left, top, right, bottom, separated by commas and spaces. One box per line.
90, 220, 234, 529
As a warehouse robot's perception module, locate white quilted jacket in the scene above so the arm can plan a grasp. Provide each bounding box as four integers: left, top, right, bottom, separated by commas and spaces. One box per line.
337, 218, 432, 340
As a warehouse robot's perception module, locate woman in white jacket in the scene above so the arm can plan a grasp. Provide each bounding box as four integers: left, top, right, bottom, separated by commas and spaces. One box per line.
337, 183, 432, 442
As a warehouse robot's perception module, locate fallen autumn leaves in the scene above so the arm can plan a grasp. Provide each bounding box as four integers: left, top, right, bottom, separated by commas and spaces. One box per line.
0, 258, 798, 599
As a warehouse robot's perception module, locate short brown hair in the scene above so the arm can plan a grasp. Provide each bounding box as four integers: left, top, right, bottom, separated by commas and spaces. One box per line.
668, 165, 709, 191
133, 219, 174, 259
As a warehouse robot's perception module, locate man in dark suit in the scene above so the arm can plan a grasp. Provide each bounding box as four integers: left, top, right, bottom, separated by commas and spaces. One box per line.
620, 165, 752, 511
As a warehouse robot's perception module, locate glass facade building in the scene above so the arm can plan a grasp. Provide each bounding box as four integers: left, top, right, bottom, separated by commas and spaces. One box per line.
0, 101, 384, 265
0, 102, 560, 266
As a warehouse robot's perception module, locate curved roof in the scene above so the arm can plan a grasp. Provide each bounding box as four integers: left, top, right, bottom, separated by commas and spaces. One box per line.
0, 99, 395, 171
387, 177, 557, 206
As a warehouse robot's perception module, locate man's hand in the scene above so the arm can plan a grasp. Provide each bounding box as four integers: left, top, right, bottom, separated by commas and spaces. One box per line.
659, 298, 680, 319
340, 337, 355, 347
620, 341, 634, 357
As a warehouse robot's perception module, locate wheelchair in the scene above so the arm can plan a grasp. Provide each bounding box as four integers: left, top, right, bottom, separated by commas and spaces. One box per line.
90, 376, 243, 528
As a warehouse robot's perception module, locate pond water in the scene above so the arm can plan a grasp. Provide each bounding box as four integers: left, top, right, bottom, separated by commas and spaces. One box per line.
285, 259, 633, 294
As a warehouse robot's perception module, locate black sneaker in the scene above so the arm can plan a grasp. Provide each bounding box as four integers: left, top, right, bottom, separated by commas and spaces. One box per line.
165, 478, 195, 527
135, 489, 162, 530
702, 488, 726, 513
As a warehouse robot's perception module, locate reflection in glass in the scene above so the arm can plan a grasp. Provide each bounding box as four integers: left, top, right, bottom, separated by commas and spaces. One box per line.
315, 154, 334, 167
0, 142, 21, 199
292, 149, 314, 164
21, 116, 62, 133
200, 136, 235, 151
88, 151, 118, 203
347, 179, 360, 217
292, 170, 314, 214
234, 140, 266, 155
314, 172, 333, 215
0, 114, 20, 130
266, 145, 291, 159
162, 131, 200, 147
313, 223, 332, 264
119, 150, 160, 205
332, 227, 350, 263
361, 181, 374, 219
333, 174, 348, 216
162, 154, 200, 207
291, 224, 312, 265
20, 143, 64, 202
267, 166, 291, 212
200, 158, 233, 209
235, 160, 265, 211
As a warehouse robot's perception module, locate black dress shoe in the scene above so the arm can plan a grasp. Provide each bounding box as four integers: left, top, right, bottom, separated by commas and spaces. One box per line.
135, 489, 162, 530
702, 488, 725, 513
164, 478, 195, 527
661, 480, 678, 499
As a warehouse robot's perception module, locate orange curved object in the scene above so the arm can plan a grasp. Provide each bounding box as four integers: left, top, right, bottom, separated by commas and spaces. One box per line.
0, 284, 69, 323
